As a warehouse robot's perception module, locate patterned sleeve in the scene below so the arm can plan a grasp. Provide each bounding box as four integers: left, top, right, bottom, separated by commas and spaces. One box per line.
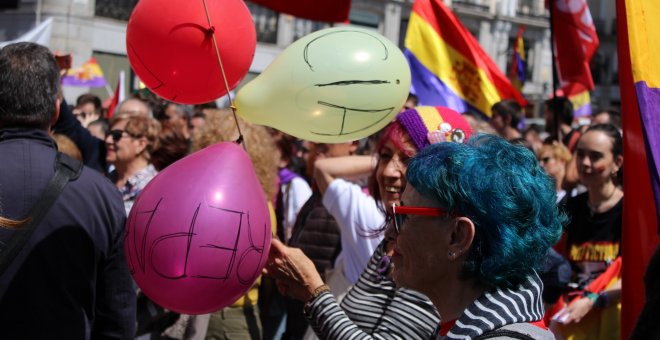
304, 242, 439, 340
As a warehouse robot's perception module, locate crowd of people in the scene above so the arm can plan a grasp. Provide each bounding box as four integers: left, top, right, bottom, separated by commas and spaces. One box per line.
1, 41, 657, 340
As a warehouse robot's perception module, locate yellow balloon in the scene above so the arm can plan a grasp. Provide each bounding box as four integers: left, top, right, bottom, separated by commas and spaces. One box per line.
236, 26, 411, 143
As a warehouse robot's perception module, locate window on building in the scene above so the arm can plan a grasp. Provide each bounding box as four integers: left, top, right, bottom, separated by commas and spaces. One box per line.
95, 0, 137, 21
245, 1, 278, 44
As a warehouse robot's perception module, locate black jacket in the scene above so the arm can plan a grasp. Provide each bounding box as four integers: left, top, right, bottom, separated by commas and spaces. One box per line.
0, 128, 136, 339
288, 191, 341, 277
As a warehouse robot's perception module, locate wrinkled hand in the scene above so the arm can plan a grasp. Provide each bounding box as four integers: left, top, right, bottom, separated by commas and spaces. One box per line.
563, 297, 594, 324
263, 238, 325, 302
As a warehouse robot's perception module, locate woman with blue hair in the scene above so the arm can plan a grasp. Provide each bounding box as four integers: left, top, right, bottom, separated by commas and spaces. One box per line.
389, 134, 564, 339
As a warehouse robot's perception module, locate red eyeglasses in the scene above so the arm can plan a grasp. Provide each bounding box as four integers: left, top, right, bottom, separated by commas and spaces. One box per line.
391, 203, 455, 234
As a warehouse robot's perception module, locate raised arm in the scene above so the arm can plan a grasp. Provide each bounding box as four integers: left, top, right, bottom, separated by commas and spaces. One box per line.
314, 155, 376, 195
53, 99, 107, 172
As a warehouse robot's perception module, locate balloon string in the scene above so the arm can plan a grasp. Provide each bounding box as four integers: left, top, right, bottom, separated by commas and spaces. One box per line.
201, 0, 246, 150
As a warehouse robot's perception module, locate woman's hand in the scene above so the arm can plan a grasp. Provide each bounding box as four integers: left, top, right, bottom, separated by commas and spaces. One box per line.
263, 238, 325, 302
563, 297, 594, 324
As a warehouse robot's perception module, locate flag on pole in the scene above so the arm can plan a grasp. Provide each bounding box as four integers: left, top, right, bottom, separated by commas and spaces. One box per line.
61, 57, 107, 88
616, 0, 660, 337
550, 0, 599, 117
248, 0, 350, 22
105, 71, 126, 119
564, 82, 592, 117
510, 26, 526, 91
403, 0, 526, 118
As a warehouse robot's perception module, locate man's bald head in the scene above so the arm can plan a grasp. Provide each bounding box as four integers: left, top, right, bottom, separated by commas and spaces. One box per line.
117, 98, 152, 118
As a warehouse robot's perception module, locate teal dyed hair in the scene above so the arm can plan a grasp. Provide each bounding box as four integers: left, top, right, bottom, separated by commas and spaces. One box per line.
406, 134, 565, 288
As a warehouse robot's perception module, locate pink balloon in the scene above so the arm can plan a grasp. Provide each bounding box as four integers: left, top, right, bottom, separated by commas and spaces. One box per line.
124, 142, 271, 314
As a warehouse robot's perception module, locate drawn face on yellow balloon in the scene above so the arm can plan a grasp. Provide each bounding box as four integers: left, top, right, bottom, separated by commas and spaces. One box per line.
236, 27, 411, 143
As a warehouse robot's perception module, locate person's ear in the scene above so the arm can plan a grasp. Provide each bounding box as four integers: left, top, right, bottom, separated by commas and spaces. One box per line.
447, 217, 475, 261
50, 98, 62, 127
349, 141, 359, 155
135, 137, 148, 156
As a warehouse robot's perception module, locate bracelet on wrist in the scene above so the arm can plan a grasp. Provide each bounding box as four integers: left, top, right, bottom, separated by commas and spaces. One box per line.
303, 284, 330, 313
593, 292, 609, 309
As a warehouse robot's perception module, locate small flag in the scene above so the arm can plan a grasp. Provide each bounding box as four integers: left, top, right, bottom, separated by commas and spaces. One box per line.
510, 26, 526, 91
61, 57, 107, 88
105, 71, 126, 119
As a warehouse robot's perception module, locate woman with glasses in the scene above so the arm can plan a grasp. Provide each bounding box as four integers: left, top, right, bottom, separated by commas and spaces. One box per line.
266, 107, 472, 339
105, 114, 161, 214
387, 135, 562, 338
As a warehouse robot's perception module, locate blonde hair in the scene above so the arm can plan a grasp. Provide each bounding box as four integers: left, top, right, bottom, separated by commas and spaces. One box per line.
52, 133, 82, 161
110, 114, 162, 160
538, 142, 571, 163
192, 109, 278, 200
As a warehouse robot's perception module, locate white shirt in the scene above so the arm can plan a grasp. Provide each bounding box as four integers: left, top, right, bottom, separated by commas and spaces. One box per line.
281, 176, 312, 242
323, 179, 384, 284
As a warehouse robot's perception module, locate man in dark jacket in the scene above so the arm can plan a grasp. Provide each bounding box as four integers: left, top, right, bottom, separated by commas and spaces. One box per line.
0, 42, 136, 339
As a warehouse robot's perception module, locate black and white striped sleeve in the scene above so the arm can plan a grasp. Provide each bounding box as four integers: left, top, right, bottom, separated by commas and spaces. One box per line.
303, 241, 439, 340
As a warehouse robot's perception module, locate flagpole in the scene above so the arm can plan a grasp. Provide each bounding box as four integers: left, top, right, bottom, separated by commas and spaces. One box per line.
549, 0, 560, 142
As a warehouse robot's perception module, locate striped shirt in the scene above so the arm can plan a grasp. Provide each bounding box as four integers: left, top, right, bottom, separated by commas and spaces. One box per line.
305, 240, 440, 339
440, 273, 550, 340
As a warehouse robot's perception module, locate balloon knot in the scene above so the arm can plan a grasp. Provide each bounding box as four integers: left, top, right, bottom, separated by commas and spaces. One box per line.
234, 135, 244, 145
208, 26, 216, 34
230, 105, 237, 111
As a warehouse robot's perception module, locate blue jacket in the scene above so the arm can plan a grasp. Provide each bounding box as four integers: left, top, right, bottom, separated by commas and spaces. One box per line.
0, 128, 136, 339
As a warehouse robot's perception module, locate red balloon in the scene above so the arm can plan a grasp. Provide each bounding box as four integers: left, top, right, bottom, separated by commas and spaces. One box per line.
126, 0, 256, 104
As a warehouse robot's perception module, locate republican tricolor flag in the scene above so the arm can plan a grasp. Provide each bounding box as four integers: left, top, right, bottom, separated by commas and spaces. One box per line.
61, 57, 107, 88
403, 0, 526, 118
617, 1, 660, 337
510, 26, 526, 91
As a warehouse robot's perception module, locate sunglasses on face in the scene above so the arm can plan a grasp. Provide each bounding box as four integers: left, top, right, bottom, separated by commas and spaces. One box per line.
391, 202, 454, 234
106, 129, 138, 143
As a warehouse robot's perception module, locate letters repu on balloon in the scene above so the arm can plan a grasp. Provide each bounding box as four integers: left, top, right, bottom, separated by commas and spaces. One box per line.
125, 142, 271, 314
236, 27, 411, 143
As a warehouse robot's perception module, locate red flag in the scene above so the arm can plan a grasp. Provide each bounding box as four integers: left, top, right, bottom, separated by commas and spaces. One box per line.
551, 0, 599, 96
106, 81, 120, 119
105, 72, 124, 119
248, 0, 350, 23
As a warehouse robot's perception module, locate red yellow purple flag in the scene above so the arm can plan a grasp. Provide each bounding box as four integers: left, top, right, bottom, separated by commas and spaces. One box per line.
404, 0, 526, 118
61, 57, 107, 88
509, 26, 526, 91
616, 0, 660, 337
